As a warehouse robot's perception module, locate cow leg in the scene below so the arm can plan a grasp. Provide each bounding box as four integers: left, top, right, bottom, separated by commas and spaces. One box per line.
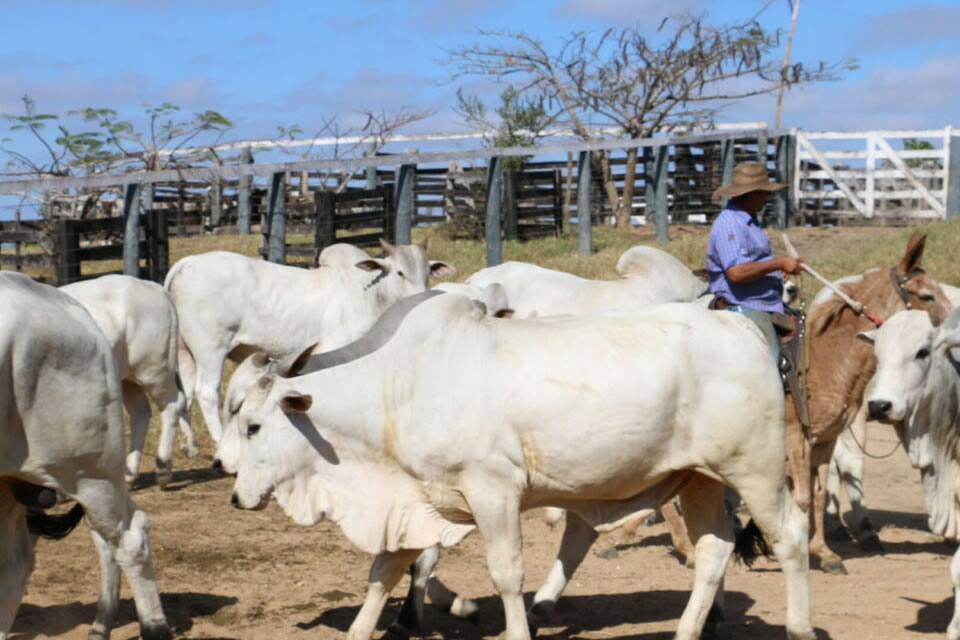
145, 377, 188, 490
193, 351, 227, 443
674, 476, 733, 640
87, 528, 122, 640
122, 382, 152, 488
75, 479, 170, 640
809, 443, 847, 575
949, 545, 960, 640
835, 415, 882, 552
347, 548, 420, 640
737, 481, 814, 640
824, 440, 851, 542
0, 485, 33, 640
527, 509, 598, 631
176, 337, 199, 455
469, 491, 528, 640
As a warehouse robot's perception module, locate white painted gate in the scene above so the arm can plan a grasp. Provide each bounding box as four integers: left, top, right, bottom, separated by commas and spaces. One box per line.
794, 128, 952, 221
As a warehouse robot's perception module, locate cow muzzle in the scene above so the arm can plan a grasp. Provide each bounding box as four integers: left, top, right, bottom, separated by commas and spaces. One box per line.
867, 399, 893, 421
230, 489, 271, 511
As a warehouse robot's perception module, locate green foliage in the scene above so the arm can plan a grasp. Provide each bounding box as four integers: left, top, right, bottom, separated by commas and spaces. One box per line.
902, 137, 939, 169
457, 85, 552, 171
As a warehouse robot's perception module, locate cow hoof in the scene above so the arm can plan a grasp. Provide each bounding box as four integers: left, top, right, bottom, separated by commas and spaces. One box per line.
449, 596, 479, 621
156, 460, 173, 490
595, 545, 619, 560
182, 444, 199, 458
140, 623, 173, 640
825, 525, 853, 543
857, 534, 883, 553
821, 559, 848, 575
527, 600, 554, 631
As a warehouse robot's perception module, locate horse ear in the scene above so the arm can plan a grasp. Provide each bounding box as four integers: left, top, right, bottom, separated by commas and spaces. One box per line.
897, 231, 927, 275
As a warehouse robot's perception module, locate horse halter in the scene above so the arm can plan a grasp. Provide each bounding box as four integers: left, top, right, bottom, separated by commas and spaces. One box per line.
889, 266, 926, 311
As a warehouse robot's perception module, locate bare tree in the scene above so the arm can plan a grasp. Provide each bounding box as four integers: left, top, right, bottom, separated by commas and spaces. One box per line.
275, 107, 432, 194
447, 12, 848, 228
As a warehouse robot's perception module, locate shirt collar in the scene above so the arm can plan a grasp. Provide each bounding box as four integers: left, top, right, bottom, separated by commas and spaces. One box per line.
724, 201, 760, 226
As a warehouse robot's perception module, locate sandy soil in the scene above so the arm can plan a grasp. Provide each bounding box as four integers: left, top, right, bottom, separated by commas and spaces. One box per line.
8, 420, 957, 640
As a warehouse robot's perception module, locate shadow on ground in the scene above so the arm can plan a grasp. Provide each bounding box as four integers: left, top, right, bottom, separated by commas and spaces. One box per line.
11, 591, 238, 639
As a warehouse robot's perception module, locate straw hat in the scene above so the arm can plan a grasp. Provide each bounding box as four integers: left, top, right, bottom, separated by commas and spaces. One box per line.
714, 161, 786, 198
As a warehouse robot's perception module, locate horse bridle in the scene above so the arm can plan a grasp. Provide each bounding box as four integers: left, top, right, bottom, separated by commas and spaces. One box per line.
889, 266, 926, 311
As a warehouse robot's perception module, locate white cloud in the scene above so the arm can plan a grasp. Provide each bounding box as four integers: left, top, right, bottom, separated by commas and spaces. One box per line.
553, 0, 702, 25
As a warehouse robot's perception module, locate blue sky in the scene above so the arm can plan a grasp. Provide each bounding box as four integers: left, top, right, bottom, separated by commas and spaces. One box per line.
2, 0, 959, 157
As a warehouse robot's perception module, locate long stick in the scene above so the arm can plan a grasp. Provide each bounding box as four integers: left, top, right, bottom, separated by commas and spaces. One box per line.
781, 234, 884, 325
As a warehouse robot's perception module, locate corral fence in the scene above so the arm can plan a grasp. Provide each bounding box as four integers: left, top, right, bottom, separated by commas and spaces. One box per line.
1, 126, 958, 279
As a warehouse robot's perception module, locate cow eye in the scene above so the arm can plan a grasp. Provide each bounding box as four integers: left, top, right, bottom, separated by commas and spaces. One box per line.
246, 423, 261, 438
916, 348, 931, 360
918, 294, 935, 302
397, 270, 405, 279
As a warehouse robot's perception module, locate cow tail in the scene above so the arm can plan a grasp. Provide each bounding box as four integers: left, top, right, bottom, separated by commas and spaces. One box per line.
26, 503, 85, 540
733, 518, 772, 568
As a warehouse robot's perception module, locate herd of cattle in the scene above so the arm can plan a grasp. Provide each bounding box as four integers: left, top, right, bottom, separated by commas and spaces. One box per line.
2, 234, 960, 640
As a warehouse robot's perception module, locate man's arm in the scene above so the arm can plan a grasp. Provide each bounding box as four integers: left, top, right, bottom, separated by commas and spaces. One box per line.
726, 256, 803, 283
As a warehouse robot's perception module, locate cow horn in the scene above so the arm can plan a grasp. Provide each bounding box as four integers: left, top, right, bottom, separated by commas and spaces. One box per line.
379, 238, 396, 255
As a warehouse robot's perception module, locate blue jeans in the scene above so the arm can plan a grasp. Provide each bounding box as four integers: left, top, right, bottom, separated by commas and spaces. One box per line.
725, 305, 780, 364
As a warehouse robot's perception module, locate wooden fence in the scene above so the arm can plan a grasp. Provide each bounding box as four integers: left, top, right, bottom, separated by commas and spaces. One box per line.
1, 126, 957, 274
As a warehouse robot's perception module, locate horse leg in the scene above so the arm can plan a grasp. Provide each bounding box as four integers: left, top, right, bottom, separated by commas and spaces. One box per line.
810, 442, 847, 575
839, 411, 883, 552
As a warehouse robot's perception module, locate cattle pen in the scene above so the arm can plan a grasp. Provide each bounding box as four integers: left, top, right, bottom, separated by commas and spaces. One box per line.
0, 125, 958, 284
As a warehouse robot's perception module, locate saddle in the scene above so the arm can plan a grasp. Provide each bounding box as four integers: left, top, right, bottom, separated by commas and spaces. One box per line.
708, 297, 811, 429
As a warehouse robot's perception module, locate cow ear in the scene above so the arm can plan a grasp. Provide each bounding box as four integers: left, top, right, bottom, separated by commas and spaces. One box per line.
355, 258, 388, 273
430, 260, 456, 278
251, 352, 271, 369
277, 344, 316, 377
934, 324, 960, 352
856, 330, 877, 345
280, 393, 312, 414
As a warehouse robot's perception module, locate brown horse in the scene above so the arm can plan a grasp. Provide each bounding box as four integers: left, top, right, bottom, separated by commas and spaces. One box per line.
788, 231, 953, 574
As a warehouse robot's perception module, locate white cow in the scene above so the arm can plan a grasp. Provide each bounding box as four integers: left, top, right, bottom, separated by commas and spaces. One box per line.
165, 239, 454, 442
861, 307, 960, 640
228, 294, 813, 640
0, 272, 170, 640
465, 245, 707, 318
62, 275, 195, 489
824, 281, 960, 548
432, 281, 513, 317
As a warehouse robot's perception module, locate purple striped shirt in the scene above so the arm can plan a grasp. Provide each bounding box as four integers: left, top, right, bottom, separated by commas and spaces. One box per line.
706, 203, 784, 312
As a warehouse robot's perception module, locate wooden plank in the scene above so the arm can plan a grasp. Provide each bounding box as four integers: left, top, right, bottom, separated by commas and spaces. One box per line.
803, 169, 943, 180
795, 133, 866, 215
0, 254, 50, 267
0, 231, 46, 243
872, 136, 945, 216
0, 128, 793, 193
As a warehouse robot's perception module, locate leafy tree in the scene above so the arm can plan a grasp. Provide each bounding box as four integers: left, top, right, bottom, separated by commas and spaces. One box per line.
457, 84, 554, 171
447, 11, 851, 229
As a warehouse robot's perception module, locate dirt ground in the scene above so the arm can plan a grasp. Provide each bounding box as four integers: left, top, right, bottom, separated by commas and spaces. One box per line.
9, 421, 957, 640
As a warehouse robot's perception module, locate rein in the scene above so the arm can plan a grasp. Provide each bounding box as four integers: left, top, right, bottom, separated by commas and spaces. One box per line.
844, 420, 902, 460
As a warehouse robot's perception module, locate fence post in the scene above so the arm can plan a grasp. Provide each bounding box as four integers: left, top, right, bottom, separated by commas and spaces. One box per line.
775, 134, 796, 229
266, 171, 287, 264
947, 134, 960, 219
237, 147, 253, 234
395, 162, 415, 245
366, 165, 379, 190
314, 191, 335, 253
648, 145, 670, 243
503, 170, 518, 240
382, 184, 396, 244
57, 218, 80, 285
577, 151, 592, 255
150, 209, 169, 283
209, 176, 222, 228
485, 156, 503, 266
123, 183, 141, 277
756, 132, 768, 165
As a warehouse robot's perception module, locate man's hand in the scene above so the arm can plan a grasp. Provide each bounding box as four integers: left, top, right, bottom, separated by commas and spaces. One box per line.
778, 256, 804, 275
